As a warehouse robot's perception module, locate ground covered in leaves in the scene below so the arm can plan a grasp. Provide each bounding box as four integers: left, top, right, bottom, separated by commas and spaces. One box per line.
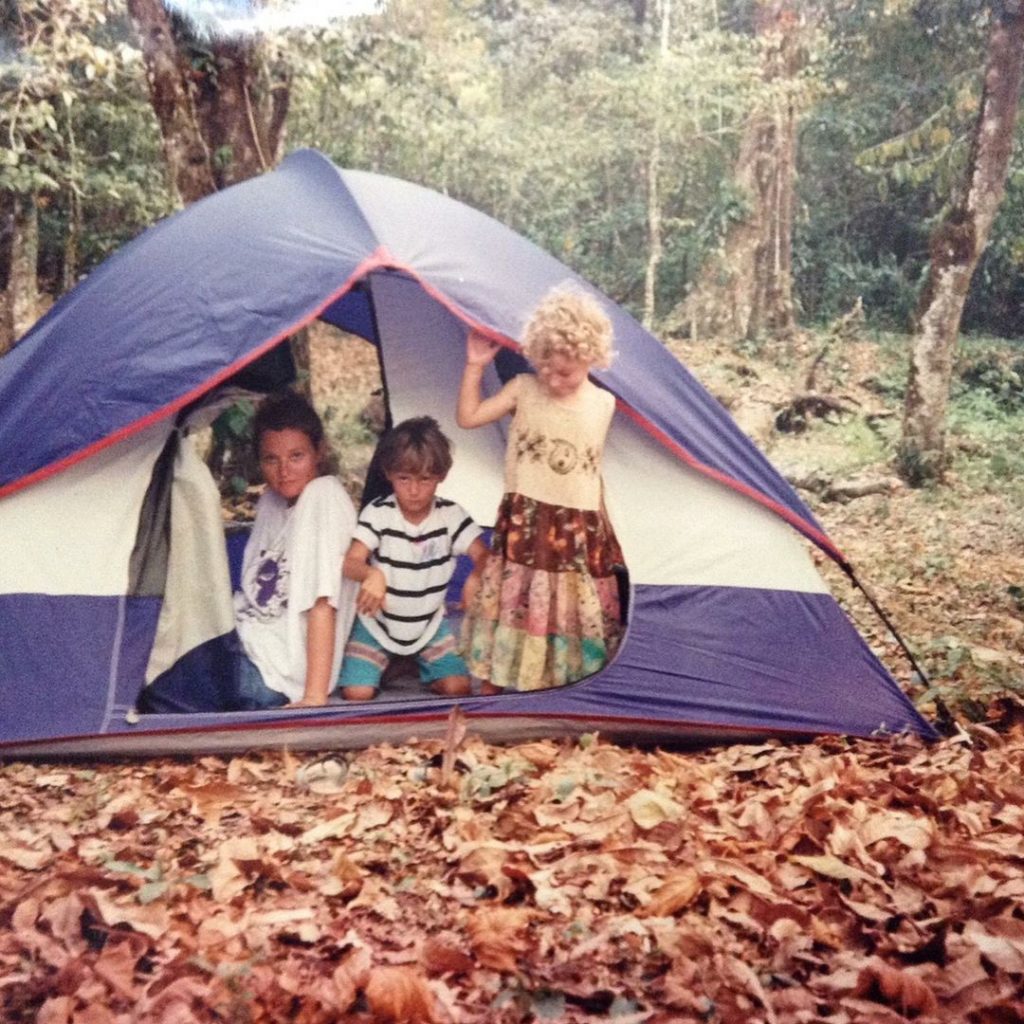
3, 717, 1024, 1023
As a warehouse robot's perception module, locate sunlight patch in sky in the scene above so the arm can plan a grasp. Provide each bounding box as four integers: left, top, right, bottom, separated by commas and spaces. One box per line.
163, 0, 381, 38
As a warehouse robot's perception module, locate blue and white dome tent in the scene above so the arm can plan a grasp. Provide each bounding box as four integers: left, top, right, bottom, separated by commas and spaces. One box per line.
0, 150, 935, 757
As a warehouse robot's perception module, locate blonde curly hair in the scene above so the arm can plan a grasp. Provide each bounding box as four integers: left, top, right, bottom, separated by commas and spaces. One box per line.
521, 287, 614, 370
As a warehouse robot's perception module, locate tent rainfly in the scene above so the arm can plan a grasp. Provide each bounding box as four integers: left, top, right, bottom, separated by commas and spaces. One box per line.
0, 149, 936, 757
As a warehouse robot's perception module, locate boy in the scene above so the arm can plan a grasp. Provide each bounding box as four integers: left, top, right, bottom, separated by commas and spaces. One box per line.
340, 416, 488, 701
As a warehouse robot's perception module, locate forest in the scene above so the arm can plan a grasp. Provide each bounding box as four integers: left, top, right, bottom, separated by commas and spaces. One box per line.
3, 1, 1024, 481
2, 2, 1024, 1022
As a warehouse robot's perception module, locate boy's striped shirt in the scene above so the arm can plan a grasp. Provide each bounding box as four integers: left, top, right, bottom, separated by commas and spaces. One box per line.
353, 495, 481, 654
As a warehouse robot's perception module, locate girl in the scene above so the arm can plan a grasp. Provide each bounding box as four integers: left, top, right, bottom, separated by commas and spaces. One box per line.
456, 287, 625, 693
233, 392, 358, 708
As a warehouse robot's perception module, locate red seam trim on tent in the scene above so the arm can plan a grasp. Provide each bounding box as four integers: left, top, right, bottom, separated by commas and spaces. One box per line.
0, 708, 828, 752
341, 256, 843, 560
616, 401, 844, 562
0, 248, 398, 502
2, 246, 845, 566
360, 257, 844, 563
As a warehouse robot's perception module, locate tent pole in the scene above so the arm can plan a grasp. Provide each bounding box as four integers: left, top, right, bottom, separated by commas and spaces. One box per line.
839, 562, 931, 689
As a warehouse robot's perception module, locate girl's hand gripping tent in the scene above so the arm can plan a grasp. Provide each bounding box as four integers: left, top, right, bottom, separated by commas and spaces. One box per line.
0, 149, 936, 757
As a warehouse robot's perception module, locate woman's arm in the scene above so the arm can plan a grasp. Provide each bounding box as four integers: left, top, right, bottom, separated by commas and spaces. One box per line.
456, 332, 519, 428
292, 596, 336, 707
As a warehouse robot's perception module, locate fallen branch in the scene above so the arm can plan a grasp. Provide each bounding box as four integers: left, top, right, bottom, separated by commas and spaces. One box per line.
786, 471, 903, 502
775, 392, 859, 433
803, 296, 865, 391
822, 475, 903, 502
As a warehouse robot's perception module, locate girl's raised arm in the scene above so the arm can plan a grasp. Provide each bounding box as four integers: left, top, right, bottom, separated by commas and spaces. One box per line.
456, 331, 520, 429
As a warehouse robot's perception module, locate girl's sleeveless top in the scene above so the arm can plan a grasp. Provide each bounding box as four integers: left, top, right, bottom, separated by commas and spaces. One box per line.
504, 374, 615, 512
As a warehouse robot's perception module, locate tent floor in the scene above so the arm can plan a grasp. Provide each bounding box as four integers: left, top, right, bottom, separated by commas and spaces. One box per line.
325, 659, 484, 705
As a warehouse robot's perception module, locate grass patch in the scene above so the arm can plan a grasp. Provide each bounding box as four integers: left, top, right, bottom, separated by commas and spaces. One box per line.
947, 388, 1024, 501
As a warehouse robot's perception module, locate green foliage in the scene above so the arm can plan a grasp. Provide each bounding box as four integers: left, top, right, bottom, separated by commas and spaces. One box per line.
212, 399, 256, 446
956, 350, 1024, 411
795, 0, 989, 327
12, 0, 1024, 342
916, 632, 1024, 721
942, 338, 1024, 499
1, 0, 172, 291
289, 0, 760, 315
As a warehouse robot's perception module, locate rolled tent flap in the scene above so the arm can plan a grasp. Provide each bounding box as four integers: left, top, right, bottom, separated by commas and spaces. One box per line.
145, 427, 236, 684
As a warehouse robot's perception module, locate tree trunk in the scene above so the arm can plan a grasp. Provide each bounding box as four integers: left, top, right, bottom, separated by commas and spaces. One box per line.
126, 0, 302, 408
193, 41, 268, 187
898, 5, 1024, 485
678, 0, 802, 343
643, 0, 671, 329
7, 193, 39, 343
126, 0, 216, 204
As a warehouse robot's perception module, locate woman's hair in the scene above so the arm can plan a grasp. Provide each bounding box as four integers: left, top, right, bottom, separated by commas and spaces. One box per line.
377, 416, 453, 477
251, 392, 333, 473
521, 286, 614, 369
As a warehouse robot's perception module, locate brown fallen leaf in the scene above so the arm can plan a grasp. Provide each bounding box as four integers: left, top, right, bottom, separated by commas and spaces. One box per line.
35, 996, 72, 1024
0, 843, 50, 870
456, 845, 515, 901
421, 934, 475, 976
859, 809, 934, 851
853, 958, 940, 1017
511, 740, 561, 770
183, 781, 247, 827
639, 867, 702, 917
468, 907, 532, 973
790, 853, 881, 885
352, 798, 395, 835
364, 965, 439, 1023
88, 888, 170, 940
441, 705, 467, 789
626, 788, 685, 830
330, 851, 365, 899
93, 937, 142, 1000
331, 961, 359, 1013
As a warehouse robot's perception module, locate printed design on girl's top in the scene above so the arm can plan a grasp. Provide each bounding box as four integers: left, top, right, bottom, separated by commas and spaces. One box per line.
579, 445, 600, 474
547, 439, 578, 474
515, 429, 547, 463
513, 427, 598, 476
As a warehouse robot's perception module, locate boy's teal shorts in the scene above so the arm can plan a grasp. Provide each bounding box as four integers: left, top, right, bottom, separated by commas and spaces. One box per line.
338, 617, 469, 690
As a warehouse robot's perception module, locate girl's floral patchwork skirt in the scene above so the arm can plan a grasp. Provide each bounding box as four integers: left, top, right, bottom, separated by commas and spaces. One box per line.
462, 492, 625, 691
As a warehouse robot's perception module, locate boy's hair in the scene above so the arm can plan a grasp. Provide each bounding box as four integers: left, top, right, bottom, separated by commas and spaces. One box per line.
377, 416, 453, 477
522, 286, 614, 369
252, 392, 327, 462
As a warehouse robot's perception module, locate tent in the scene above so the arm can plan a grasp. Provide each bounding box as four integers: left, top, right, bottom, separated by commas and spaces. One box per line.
0, 148, 935, 757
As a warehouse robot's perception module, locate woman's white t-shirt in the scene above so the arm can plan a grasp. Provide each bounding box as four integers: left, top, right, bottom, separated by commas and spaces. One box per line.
234, 475, 357, 702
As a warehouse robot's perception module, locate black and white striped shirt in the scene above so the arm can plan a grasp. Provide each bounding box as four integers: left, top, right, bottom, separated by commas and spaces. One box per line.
353, 495, 481, 654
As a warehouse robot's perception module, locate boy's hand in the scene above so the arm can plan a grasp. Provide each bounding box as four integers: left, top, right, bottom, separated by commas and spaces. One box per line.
466, 330, 500, 366
357, 567, 388, 616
